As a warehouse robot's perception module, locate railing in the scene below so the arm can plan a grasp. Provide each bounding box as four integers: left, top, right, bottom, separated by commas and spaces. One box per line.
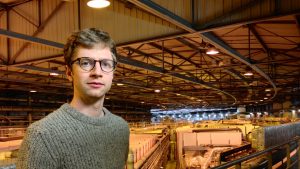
128, 122, 191, 129
0, 128, 25, 141
127, 133, 170, 169
212, 136, 300, 169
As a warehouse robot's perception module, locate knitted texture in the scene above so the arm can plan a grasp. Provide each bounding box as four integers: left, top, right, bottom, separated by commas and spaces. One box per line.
16, 103, 129, 169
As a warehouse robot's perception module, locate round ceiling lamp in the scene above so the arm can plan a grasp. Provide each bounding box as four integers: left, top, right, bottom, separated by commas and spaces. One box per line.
244, 71, 253, 76
244, 67, 254, 76
87, 0, 110, 8
206, 47, 219, 55
154, 89, 161, 93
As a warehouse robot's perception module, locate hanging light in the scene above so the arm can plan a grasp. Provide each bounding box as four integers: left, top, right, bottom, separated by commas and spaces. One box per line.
244, 67, 253, 76
87, 0, 110, 8
50, 72, 59, 76
265, 88, 271, 92
30, 90, 37, 93
244, 25, 254, 76
244, 71, 253, 76
50, 67, 59, 76
154, 89, 161, 93
206, 47, 219, 55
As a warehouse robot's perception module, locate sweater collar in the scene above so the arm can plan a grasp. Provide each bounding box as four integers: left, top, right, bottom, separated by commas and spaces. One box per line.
61, 103, 112, 126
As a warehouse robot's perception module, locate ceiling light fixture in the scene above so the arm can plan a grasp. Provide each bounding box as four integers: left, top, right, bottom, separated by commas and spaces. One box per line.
264, 97, 268, 100
87, 0, 110, 8
206, 47, 219, 55
116, 83, 124, 86
244, 67, 253, 76
244, 71, 253, 76
154, 89, 161, 93
30, 90, 37, 93
265, 88, 271, 92
244, 26, 255, 77
50, 72, 59, 76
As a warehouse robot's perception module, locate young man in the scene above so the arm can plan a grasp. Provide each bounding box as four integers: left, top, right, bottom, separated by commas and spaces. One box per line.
16, 28, 130, 169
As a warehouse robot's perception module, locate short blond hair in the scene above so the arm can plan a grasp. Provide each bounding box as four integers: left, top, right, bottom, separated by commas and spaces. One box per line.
63, 28, 117, 68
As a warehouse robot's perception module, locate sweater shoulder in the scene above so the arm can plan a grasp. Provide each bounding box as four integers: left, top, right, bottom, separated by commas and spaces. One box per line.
28, 106, 66, 133
108, 113, 129, 131
109, 113, 128, 125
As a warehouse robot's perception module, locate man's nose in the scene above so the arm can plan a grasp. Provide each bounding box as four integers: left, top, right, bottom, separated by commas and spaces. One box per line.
90, 61, 103, 76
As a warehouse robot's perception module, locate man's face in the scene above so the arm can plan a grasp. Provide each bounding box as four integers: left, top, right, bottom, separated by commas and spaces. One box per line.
66, 46, 114, 102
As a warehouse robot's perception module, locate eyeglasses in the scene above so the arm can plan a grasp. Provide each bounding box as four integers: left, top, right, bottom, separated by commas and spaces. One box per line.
71, 57, 117, 73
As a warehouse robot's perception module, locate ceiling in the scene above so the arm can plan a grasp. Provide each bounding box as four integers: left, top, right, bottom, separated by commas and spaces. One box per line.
0, 0, 299, 110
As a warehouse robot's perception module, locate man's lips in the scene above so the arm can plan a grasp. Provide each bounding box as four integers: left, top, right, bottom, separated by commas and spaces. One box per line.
87, 82, 104, 88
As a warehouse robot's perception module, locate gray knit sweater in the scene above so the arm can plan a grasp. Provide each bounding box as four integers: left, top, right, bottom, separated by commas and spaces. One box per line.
16, 103, 129, 169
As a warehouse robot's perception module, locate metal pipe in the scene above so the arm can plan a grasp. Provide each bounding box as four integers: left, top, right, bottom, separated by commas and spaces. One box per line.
192, 128, 243, 133
0, 107, 54, 112
298, 140, 300, 169
212, 136, 300, 169
286, 144, 291, 168
267, 152, 272, 169
134, 134, 167, 169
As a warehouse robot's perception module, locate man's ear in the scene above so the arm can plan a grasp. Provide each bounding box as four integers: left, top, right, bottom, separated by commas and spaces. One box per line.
66, 65, 73, 82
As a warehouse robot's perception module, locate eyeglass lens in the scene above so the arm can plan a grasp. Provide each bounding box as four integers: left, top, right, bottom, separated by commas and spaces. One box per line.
78, 58, 115, 72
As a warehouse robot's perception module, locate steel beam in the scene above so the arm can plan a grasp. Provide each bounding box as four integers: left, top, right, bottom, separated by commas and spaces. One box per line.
9, 1, 65, 64
0, 69, 66, 83
248, 24, 269, 52
128, 0, 277, 101
175, 37, 248, 82
147, 42, 218, 82
201, 32, 277, 98
127, 0, 194, 32
11, 8, 38, 27
0, 54, 6, 64
195, 0, 260, 31
118, 54, 236, 104
294, 15, 300, 35
0, 28, 64, 49
0, 77, 69, 89
149, 42, 200, 68
9, 0, 33, 8
123, 46, 202, 81
123, 46, 174, 68
195, 0, 300, 32
0, 30, 231, 102
18, 65, 64, 75
295, 15, 300, 27
120, 1, 300, 49
11, 54, 63, 67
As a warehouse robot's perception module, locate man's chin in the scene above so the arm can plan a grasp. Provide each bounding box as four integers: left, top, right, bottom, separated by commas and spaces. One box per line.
87, 93, 106, 99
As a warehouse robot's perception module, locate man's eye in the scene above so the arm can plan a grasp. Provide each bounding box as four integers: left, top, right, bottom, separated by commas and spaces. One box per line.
102, 61, 113, 68
81, 59, 92, 66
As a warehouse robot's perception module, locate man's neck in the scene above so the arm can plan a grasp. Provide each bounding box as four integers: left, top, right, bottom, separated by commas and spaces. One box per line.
70, 97, 105, 117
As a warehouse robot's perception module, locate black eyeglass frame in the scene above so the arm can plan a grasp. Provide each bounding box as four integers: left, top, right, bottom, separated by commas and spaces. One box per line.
70, 57, 117, 73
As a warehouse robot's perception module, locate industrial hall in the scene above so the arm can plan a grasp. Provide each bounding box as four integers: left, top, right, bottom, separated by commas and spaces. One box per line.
0, 0, 300, 168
